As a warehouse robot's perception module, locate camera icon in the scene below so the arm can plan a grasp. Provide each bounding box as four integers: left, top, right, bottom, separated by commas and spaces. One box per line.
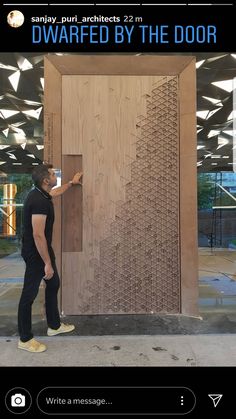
11, 393, 25, 407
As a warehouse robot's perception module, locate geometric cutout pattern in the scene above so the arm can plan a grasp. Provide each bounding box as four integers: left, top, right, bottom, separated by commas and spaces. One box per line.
79, 76, 180, 314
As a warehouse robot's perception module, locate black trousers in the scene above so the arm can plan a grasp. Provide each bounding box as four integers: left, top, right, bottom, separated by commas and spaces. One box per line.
18, 252, 61, 342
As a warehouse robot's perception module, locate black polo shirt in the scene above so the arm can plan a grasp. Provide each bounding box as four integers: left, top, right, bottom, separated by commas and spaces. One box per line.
21, 186, 55, 259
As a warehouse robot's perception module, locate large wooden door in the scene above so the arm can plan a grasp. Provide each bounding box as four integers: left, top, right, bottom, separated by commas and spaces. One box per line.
44, 55, 198, 316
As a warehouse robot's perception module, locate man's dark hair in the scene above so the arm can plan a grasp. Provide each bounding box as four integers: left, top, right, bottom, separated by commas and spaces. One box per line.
32, 163, 53, 187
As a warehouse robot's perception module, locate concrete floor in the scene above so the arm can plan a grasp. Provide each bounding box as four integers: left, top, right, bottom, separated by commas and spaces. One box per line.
1, 334, 236, 366
1, 248, 236, 334
0, 248, 236, 366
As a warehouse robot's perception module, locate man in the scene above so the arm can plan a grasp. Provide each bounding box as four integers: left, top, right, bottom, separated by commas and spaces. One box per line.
17, 163, 82, 353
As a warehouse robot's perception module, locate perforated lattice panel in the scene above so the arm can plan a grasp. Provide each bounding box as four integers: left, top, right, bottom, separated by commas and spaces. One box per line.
81, 76, 180, 314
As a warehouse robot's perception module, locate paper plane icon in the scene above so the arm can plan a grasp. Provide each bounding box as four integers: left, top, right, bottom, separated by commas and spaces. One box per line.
208, 394, 223, 407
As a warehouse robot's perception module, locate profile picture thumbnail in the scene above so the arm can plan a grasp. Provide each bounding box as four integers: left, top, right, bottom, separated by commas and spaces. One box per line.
7, 10, 24, 28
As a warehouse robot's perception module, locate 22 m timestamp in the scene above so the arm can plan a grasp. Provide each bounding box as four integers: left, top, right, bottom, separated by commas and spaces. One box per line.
123, 15, 143, 23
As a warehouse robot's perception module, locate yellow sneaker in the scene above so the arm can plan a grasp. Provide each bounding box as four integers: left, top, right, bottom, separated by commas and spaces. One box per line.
47, 323, 75, 336
18, 338, 47, 353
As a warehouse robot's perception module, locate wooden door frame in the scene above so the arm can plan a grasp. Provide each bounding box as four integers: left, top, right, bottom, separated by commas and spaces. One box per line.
44, 54, 198, 316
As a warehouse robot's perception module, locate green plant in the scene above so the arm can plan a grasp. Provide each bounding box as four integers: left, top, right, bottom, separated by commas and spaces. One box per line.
0, 238, 19, 257
198, 174, 215, 209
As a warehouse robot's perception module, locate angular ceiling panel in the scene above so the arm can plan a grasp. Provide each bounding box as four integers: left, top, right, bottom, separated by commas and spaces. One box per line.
0, 52, 235, 173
